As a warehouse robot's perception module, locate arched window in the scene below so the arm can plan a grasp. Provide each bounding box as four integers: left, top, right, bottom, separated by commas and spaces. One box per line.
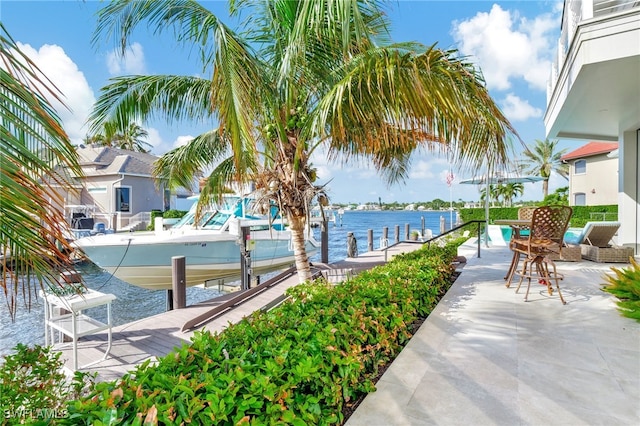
574, 192, 586, 206
574, 159, 586, 174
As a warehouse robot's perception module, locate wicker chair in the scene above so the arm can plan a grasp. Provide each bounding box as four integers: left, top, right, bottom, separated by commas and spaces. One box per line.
511, 205, 573, 304
504, 206, 537, 284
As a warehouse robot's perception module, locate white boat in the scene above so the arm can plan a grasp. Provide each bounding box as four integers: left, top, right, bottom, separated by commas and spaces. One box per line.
309, 205, 336, 227
73, 196, 319, 290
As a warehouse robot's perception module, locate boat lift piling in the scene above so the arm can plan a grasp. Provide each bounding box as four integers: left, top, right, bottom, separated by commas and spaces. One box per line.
167, 256, 186, 311
320, 219, 329, 263
240, 226, 252, 291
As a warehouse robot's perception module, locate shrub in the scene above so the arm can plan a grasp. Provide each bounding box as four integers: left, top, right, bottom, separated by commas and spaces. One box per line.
602, 257, 640, 322
63, 241, 461, 425
0, 344, 95, 424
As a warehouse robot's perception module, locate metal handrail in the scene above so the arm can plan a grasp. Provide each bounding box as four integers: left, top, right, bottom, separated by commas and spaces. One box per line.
422, 220, 485, 258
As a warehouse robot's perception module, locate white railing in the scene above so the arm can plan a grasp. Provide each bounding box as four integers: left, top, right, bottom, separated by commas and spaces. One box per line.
128, 211, 151, 224
548, 0, 640, 103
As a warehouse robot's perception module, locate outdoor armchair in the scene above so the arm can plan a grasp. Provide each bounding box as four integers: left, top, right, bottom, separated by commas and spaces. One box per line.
511, 205, 573, 304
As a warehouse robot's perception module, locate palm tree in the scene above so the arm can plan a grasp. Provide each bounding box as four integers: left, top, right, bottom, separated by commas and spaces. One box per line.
496, 182, 524, 207
519, 139, 569, 198
1, 23, 83, 317
85, 121, 152, 152
90, 0, 518, 282
480, 184, 500, 207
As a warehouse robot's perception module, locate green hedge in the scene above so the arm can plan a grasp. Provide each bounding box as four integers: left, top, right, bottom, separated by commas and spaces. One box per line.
459, 205, 618, 228
63, 241, 461, 425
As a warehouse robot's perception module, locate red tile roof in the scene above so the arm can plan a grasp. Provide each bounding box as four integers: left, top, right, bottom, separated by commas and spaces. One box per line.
561, 142, 618, 161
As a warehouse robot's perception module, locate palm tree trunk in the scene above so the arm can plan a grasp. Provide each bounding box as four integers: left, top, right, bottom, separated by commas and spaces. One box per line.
543, 179, 549, 198
287, 213, 313, 283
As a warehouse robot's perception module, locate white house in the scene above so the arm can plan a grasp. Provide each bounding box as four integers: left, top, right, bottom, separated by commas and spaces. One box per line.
561, 141, 618, 206
544, 0, 639, 254
55, 145, 195, 230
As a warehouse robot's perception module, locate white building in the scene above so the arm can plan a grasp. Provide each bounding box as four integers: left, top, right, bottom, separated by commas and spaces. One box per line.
544, 0, 639, 254
561, 141, 619, 206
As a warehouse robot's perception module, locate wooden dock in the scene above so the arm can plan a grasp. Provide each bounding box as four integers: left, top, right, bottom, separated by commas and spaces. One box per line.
56, 242, 425, 382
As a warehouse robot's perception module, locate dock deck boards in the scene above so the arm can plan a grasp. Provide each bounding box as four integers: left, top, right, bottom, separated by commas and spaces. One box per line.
55, 242, 425, 382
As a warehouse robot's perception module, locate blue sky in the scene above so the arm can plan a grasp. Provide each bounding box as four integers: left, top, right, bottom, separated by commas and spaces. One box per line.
2, 0, 576, 204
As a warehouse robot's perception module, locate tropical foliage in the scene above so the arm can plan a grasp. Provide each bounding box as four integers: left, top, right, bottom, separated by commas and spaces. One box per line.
0, 344, 95, 422
519, 139, 569, 198
90, 0, 518, 282
0, 23, 82, 317
496, 182, 524, 207
64, 240, 462, 425
84, 121, 152, 152
542, 186, 569, 206
602, 257, 640, 322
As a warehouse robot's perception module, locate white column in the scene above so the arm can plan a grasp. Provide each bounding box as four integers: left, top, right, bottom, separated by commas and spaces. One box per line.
618, 129, 639, 254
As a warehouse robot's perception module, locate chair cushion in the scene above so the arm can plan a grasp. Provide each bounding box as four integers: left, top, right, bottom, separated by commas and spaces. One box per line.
564, 231, 584, 245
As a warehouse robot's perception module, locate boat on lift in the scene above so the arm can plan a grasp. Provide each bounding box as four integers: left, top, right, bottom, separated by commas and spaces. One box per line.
73, 196, 319, 290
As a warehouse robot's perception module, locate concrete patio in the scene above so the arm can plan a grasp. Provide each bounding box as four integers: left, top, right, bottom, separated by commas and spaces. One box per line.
346, 243, 639, 425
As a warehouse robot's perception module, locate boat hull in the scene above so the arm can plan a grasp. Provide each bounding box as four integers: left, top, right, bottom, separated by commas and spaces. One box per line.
75, 229, 318, 290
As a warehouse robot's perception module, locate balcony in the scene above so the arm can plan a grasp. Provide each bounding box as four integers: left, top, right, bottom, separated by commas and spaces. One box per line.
545, 0, 640, 141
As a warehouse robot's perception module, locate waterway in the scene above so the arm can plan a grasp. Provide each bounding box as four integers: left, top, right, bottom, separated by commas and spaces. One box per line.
0, 210, 456, 357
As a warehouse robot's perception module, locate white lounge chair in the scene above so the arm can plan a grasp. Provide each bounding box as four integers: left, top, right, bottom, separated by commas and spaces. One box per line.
563, 221, 633, 263
564, 221, 620, 247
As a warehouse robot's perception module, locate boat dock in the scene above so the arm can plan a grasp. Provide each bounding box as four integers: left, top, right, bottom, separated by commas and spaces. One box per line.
56, 242, 426, 381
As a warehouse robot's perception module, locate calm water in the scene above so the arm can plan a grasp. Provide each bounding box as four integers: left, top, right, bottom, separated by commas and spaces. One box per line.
0, 210, 455, 357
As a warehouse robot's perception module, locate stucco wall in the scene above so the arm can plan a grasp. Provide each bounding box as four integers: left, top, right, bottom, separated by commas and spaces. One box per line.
567, 153, 618, 205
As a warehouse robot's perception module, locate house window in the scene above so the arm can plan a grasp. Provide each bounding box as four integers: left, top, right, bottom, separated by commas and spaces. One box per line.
88, 187, 107, 193
574, 192, 586, 206
574, 159, 586, 174
115, 187, 130, 212
163, 188, 171, 211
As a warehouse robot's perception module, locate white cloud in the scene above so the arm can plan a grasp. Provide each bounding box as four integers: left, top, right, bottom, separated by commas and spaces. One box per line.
501, 93, 542, 122
452, 4, 559, 92
173, 135, 194, 148
409, 160, 437, 179
408, 154, 450, 180
16, 42, 95, 144
106, 42, 146, 75
144, 127, 163, 149
314, 165, 332, 181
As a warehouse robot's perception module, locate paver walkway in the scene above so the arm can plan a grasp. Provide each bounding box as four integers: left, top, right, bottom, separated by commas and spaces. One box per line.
346, 244, 639, 425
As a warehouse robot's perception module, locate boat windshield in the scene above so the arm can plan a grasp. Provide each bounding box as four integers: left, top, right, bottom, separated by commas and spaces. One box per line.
202, 212, 230, 230
169, 195, 253, 229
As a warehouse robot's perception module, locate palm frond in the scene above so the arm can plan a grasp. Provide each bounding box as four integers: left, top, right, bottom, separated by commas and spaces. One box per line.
153, 129, 232, 191
88, 75, 215, 133
311, 44, 518, 183
1, 23, 83, 315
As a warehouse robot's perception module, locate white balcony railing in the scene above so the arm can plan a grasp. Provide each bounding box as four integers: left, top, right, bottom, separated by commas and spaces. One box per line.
547, 0, 640, 101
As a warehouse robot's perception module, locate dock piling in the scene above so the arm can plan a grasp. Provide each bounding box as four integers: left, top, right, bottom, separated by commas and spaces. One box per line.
171, 256, 186, 309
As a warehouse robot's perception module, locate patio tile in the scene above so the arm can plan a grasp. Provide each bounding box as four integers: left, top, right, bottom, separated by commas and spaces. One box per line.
345, 246, 640, 426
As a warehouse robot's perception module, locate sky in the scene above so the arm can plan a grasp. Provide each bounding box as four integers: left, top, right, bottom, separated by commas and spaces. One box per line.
1, 0, 580, 205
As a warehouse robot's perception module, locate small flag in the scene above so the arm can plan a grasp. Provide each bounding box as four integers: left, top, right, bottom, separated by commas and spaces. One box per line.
446, 171, 454, 187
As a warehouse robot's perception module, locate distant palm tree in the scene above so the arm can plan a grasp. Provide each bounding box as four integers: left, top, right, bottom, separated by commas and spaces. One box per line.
480, 184, 500, 207
90, 0, 518, 282
519, 139, 569, 198
1, 23, 83, 316
85, 121, 152, 152
496, 182, 524, 207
